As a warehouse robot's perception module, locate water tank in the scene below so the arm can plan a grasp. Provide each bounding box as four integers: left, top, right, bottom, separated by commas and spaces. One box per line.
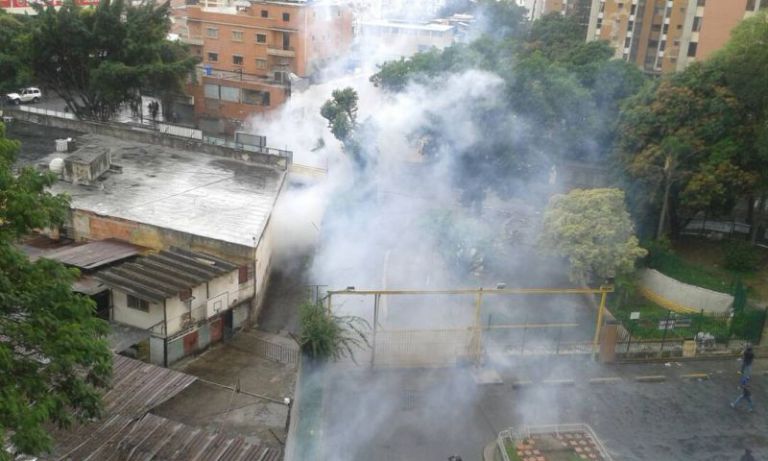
49, 157, 65, 174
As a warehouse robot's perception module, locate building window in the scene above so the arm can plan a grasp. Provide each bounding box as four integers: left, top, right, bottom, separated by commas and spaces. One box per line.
204, 84, 220, 99
127, 294, 150, 312
206, 27, 218, 38
255, 58, 267, 69
232, 30, 243, 41
688, 42, 698, 57
282, 12, 290, 21
692, 17, 702, 32
662, 24, 669, 34
220, 86, 240, 102
238, 265, 252, 284
256, 33, 267, 43
233, 55, 243, 65
243, 89, 270, 106
207, 52, 218, 62
697, 0, 706, 5
746, 0, 756, 10
261, 9, 268, 17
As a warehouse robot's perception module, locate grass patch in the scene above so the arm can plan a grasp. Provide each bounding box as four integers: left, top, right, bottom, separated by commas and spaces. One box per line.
611, 293, 730, 340
645, 237, 768, 301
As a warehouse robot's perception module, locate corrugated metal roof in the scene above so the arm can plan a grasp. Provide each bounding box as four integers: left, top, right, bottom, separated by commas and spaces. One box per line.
93, 248, 239, 303
42, 238, 143, 270
50, 414, 282, 461
44, 356, 282, 461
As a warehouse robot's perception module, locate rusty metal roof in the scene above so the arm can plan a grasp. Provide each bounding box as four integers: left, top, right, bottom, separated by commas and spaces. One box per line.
44, 356, 282, 461
93, 247, 239, 303
42, 238, 143, 270
50, 413, 282, 461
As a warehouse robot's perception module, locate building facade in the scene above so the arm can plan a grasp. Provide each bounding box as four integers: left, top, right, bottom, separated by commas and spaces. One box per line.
358, 19, 455, 60
95, 248, 251, 365
174, 0, 353, 129
587, 0, 765, 74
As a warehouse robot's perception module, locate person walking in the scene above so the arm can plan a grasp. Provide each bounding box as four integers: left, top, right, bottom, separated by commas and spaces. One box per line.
740, 448, 756, 461
741, 345, 755, 378
731, 378, 754, 412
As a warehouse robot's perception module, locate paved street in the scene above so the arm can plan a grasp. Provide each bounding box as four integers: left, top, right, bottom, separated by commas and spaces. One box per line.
314, 357, 768, 461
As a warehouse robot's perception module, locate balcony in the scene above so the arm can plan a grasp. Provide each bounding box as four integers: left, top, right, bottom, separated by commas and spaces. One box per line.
181, 35, 204, 46
267, 46, 296, 58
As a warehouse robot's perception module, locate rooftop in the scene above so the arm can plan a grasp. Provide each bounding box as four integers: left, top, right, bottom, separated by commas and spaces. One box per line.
41, 238, 144, 271
360, 19, 455, 32
48, 134, 285, 248
43, 355, 281, 461
94, 247, 239, 303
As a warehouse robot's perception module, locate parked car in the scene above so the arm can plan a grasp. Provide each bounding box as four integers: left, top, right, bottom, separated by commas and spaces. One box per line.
6, 87, 42, 105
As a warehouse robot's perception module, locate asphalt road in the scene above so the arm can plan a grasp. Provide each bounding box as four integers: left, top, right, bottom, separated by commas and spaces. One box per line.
314, 357, 768, 461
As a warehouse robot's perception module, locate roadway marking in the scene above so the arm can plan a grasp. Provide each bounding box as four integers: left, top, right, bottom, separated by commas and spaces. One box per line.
680, 373, 710, 380
510, 380, 533, 388
589, 377, 623, 384
634, 375, 667, 383
542, 378, 575, 386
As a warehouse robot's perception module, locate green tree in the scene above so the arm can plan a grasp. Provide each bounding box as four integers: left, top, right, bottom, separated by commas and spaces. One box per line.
320, 87, 358, 142
539, 188, 647, 284
710, 10, 768, 241
298, 301, 369, 363
616, 64, 754, 237
0, 11, 31, 95
27, 0, 196, 121
0, 122, 112, 460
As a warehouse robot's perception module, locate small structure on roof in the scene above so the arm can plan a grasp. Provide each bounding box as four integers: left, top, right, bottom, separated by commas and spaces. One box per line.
94, 247, 250, 365
62, 145, 112, 185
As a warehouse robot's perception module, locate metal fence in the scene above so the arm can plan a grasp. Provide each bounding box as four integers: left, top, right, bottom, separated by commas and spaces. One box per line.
204, 135, 293, 162
614, 307, 766, 359
252, 334, 300, 366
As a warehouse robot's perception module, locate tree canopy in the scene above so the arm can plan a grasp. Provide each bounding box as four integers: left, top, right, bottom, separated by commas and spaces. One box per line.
538, 188, 647, 284
27, 0, 196, 120
369, 13, 647, 202
0, 11, 31, 94
0, 123, 112, 459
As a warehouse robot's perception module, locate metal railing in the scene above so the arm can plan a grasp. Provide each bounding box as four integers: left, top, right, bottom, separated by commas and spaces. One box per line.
251, 334, 300, 366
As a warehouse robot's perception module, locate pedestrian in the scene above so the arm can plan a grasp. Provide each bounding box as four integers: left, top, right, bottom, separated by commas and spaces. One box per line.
731, 379, 754, 412
740, 448, 755, 461
741, 345, 755, 378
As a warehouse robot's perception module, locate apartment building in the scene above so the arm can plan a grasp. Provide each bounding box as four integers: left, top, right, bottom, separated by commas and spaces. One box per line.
587, 0, 764, 74
175, 0, 353, 129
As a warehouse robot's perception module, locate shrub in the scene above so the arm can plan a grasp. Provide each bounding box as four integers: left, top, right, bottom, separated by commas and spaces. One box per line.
723, 240, 760, 272
298, 301, 370, 362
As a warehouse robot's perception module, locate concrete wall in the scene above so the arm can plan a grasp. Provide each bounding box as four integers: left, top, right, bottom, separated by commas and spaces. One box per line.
6, 109, 289, 170
70, 209, 254, 266
639, 268, 734, 314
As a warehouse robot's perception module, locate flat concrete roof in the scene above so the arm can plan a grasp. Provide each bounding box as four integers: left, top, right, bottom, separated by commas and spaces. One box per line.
48, 134, 285, 248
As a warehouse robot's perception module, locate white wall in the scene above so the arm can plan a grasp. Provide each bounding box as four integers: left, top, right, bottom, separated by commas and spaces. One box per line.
112, 290, 164, 330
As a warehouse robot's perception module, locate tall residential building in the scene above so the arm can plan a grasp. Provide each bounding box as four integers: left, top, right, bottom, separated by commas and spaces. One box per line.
174, 0, 353, 131
587, 0, 764, 74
